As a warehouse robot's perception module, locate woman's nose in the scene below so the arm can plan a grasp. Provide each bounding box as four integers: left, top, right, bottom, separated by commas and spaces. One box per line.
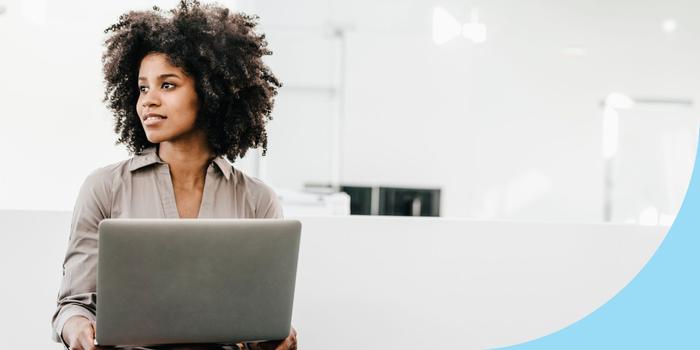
141, 91, 161, 108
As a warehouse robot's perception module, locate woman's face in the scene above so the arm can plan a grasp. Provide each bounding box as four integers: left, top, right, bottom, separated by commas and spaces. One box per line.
136, 53, 200, 144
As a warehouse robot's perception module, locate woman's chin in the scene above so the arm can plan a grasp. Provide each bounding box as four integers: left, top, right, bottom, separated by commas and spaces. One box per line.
145, 133, 167, 144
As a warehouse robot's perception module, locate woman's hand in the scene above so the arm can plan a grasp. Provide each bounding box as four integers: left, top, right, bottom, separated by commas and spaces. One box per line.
249, 327, 297, 350
273, 327, 297, 350
62, 316, 297, 350
62, 316, 105, 350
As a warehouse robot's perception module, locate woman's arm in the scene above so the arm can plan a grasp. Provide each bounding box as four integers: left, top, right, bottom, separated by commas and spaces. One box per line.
52, 168, 113, 346
246, 186, 296, 349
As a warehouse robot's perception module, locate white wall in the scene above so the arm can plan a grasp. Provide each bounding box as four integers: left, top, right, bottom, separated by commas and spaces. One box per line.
0, 0, 258, 211
0, 210, 666, 349
254, 0, 700, 221
1, 0, 698, 222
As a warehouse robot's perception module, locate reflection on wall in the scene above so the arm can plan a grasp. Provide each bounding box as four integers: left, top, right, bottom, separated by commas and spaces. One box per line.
611, 102, 697, 225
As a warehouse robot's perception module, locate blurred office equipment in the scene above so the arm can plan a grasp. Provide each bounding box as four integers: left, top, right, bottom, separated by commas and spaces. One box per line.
340, 185, 441, 217
338, 185, 373, 215
277, 188, 351, 217
379, 186, 441, 217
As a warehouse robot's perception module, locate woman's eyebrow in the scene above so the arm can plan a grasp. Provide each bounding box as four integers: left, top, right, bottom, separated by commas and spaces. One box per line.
137, 73, 182, 81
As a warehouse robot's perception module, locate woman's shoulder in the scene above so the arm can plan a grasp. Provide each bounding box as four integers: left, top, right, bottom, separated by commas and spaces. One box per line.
85, 149, 156, 184
232, 167, 279, 201
231, 167, 284, 218
80, 157, 134, 195
85, 158, 131, 182
74, 159, 131, 213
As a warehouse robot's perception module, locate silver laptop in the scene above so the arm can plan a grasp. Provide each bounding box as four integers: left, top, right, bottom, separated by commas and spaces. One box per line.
95, 219, 301, 347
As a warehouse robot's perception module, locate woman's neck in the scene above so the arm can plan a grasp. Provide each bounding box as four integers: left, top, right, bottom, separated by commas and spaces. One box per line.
158, 131, 213, 188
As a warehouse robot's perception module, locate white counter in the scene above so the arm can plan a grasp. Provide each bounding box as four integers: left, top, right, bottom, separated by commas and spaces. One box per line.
0, 211, 666, 349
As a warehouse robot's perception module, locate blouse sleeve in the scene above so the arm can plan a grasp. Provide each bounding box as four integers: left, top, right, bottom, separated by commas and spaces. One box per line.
244, 184, 288, 349
51, 168, 112, 345
255, 185, 284, 219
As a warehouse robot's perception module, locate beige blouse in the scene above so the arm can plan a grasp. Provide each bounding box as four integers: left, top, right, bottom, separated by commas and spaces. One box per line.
51, 146, 283, 348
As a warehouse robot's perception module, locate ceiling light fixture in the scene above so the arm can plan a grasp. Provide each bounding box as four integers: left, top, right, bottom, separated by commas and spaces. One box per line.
432, 6, 488, 45
661, 19, 677, 33
432, 7, 461, 45
462, 8, 487, 44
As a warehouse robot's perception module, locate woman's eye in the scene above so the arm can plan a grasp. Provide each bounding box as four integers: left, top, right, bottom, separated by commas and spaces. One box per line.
162, 82, 175, 89
139, 86, 149, 93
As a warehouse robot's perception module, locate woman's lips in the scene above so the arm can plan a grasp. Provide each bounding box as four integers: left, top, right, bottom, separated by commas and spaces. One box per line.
144, 115, 167, 127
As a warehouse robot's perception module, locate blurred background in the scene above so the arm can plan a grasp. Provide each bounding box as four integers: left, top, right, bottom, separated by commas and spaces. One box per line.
1, 0, 698, 224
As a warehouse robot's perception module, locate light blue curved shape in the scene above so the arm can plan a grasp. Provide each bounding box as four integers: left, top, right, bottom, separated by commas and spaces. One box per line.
503, 130, 700, 349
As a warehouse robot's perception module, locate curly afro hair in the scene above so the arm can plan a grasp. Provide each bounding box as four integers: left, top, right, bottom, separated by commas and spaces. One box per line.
102, 0, 281, 162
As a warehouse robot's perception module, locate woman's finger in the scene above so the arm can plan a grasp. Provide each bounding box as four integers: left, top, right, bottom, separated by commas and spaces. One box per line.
287, 335, 297, 350
77, 334, 93, 350
290, 327, 297, 348
78, 323, 97, 350
272, 337, 289, 350
278, 332, 296, 350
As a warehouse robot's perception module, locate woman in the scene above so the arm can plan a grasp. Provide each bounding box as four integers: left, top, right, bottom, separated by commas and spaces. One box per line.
51, 1, 296, 349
